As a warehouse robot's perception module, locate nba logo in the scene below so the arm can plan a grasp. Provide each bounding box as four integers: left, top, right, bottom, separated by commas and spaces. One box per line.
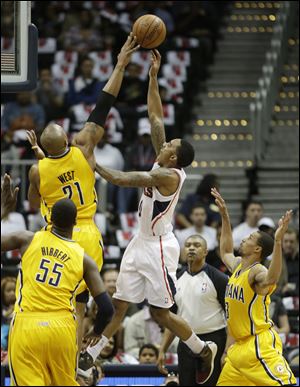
202, 283, 207, 293
165, 297, 169, 304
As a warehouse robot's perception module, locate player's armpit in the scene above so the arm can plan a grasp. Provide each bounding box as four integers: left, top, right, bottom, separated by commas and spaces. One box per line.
222, 253, 241, 274
72, 122, 104, 156
249, 265, 275, 295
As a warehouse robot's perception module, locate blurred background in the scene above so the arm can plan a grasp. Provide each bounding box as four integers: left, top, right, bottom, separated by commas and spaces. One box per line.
1, 1, 299, 385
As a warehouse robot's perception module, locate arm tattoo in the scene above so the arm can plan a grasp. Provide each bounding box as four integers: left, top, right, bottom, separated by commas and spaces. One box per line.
151, 119, 166, 155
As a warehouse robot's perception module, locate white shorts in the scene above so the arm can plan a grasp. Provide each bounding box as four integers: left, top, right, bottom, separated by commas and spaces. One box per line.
113, 232, 180, 308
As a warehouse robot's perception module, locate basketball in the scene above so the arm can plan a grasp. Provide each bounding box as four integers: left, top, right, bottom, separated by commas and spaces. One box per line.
132, 14, 166, 49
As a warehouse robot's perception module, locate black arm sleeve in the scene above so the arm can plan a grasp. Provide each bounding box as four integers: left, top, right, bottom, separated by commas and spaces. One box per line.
204, 265, 229, 311
87, 91, 116, 128
93, 292, 115, 335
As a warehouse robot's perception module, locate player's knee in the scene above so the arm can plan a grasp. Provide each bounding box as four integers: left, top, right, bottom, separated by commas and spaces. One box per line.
149, 306, 169, 325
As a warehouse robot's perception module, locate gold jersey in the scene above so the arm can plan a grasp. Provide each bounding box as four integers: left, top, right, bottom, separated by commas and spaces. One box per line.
14, 230, 84, 314
225, 263, 276, 341
39, 147, 97, 223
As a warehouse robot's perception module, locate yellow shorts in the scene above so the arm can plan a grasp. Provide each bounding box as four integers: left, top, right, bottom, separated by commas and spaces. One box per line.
8, 311, 79, 386
217, 328, 296, 386
72, 220, 103, 296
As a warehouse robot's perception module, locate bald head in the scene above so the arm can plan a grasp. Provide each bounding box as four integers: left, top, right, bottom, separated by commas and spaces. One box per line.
40, 124, 68, 155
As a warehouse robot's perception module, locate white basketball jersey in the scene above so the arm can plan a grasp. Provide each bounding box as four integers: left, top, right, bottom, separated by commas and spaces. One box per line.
138, 163, 186, 237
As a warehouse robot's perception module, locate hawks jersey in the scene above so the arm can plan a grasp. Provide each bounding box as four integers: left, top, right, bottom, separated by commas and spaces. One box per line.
225, 263, 276, 341
38, 147, 97, 223
138, 163, 186, 236
14, 230, 84, 315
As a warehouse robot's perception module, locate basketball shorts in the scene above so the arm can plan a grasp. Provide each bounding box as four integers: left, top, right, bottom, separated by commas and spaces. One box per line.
72, 220, 103, 296
217, 328, 296, 386
8, 311, 79, 386
113, 232, 180, 308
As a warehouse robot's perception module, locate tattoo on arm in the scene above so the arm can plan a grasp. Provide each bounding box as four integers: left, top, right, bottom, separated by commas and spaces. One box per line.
151, 118, 166, 156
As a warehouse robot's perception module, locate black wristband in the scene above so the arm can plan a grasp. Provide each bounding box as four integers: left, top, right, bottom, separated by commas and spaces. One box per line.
93, 292, 114, 335
87, 91, 116, 128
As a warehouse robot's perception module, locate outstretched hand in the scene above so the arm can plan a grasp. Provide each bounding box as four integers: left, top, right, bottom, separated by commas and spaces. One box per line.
149, 49, 161, 78
117, 32, 140, 68
26, 130, 45, 160
275, 210, 293, 242
211, 187, 228, 217
82, 328, 102, 352
1, 174, 19, 220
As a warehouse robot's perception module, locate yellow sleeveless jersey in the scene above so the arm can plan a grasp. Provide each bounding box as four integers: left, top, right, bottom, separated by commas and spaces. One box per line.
39, 147, 97, 223
14, 230, 84, 314
225, 263, 276, 341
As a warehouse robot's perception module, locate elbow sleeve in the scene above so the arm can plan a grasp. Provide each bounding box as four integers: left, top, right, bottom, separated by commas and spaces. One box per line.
93, 292, 115, 335
87, 91, 116, 128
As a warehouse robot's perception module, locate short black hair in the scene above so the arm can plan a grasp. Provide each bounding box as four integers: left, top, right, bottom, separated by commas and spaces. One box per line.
191, 203, 207, 213
176, 140, 195, 168
257, 231, 274, 260
51, 199, 77, 229
139, 343, 159, 358
245, 200, 263, 211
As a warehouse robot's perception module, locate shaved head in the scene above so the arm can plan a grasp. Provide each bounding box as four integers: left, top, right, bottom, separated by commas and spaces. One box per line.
40, 124, 68, 155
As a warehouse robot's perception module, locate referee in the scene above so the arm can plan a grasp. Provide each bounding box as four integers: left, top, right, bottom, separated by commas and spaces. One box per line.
158, 235, 228, 386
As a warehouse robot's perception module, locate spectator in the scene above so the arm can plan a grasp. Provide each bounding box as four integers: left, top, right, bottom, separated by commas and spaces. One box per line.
269, 294, 290, 335
66, 56, 103, 108
158, 235, 228, 386
176, 174, 221, 228
175, 204, 218, 251
232, 201, 263, 250
2, 92, 45, 157
258, 217, 276, 238
36, 68, 65, 121
94, 133, 125, 213
282, 228, 299, 296
124, 304, 178, 360
102, 269, 119, 299
94, 334, 138, 365
59, 9, 102, 54
138, 343, 159, 364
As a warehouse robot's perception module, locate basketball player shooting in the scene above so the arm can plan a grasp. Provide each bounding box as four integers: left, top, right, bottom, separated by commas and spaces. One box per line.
79, 50, 217, 385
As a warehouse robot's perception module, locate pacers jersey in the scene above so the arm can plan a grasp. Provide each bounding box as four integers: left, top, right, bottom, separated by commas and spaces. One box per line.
138, 163, 186, 236
225, 263, 276, 341
14, 230, 84, 315
39, 147, 97, 223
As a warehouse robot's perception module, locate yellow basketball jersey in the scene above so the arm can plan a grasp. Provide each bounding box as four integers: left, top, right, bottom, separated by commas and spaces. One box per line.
39, 147, 97, 222
14, 230, 84, 315
225, 263, 276, 341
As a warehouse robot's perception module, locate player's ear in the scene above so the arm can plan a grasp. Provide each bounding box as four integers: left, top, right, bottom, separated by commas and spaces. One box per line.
170, 153, 177, 162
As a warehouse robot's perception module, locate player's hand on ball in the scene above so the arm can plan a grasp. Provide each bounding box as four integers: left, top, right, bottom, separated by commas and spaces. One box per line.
149, 49, 161, 78
157, 350, 168, 375
117, 32, 140, 68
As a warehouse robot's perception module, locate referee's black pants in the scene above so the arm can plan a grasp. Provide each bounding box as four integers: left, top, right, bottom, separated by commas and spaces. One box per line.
177, 327, 227, 386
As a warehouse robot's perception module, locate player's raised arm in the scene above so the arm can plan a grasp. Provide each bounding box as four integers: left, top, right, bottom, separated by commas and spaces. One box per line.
211, 188, 241, 273
1, 174, 19, 220
249, 210, 293, 295
95, 164, 177, 190
72, 33, 140, 155
147, 49, 166, 156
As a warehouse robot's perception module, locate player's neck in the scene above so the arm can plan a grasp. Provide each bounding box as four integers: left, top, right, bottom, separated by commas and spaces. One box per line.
48, 146, 69, 158
240, 255, 259, 271
51, 226, 73, 240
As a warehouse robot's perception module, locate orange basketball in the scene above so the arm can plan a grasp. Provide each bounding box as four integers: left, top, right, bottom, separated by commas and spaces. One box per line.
132, 14, 166, 49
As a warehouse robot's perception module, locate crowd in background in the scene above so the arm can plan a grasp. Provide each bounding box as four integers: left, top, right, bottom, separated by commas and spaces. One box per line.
1, 1, 299, 384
